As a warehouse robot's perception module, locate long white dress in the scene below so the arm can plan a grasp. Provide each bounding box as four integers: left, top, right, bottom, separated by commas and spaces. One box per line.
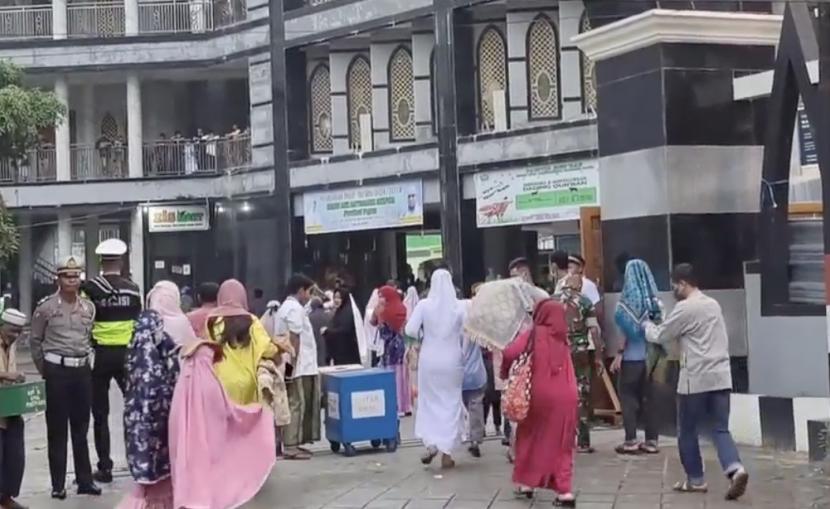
405, 269, 465, 455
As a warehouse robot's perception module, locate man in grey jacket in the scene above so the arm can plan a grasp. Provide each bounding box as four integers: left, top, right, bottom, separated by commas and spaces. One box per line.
644, 263, 748, 501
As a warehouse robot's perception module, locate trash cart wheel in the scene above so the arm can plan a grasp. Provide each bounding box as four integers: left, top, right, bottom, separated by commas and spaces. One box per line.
384, 439, 398, 453
330, 441, 341, 453
343, 443, 357, 457
370, 439, 382, 449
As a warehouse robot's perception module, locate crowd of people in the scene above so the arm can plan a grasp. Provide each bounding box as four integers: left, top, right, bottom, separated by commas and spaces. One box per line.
0, 239, 752, 508
145, 125, 251, 176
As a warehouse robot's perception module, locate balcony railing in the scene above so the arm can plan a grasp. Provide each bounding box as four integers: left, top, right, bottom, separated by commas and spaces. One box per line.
0, 5, 52, 39
142, 134, 251, 177
0, 148, 57, 183
71, 143, 129, 180
0, 0, 244, 40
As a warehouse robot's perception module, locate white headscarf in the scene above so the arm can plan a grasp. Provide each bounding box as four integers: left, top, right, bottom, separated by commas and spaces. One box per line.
421, 269, 464, 339
403, 286, 419, 319
363, 289, 383, 359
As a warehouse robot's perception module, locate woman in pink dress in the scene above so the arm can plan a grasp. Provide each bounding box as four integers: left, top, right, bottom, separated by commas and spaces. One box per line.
501, 299, 578, 507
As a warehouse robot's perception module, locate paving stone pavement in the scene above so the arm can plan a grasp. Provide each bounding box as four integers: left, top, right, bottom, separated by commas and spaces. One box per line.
15, 426, 830, 508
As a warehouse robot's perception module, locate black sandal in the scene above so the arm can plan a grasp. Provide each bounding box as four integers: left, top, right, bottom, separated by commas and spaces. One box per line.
553, 496, 576, 507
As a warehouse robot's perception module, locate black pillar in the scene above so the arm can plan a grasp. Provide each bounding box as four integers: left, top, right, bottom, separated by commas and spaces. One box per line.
270, 0, 292, 293
434, 0, 463, 283
286, 48, 309, 162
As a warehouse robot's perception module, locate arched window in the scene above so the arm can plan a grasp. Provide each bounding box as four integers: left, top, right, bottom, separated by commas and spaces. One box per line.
388, 46, 415, 142
580, 11, 597, 114
308, 64, 332, 153
477, 26, 508, 130
526, 15, 560, 120
346, 56, 372, 150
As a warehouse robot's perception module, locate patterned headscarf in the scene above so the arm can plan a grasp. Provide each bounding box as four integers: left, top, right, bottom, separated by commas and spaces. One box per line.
614, 259, 662, 340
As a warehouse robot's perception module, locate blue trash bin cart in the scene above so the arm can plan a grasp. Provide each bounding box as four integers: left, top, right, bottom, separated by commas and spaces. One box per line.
322, 368, 399, 457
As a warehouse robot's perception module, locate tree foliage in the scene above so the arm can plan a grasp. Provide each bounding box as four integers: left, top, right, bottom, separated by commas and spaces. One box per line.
0, 61, 66, 160
0, 60, 66, 267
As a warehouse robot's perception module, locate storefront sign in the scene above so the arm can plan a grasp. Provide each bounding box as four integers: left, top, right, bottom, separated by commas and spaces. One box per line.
475, 160, 599, 227
304, 180, 423, 234
148, 205, 210, 233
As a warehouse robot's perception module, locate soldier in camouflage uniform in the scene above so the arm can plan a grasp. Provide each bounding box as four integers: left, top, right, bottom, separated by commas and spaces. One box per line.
556, 274, 604, 453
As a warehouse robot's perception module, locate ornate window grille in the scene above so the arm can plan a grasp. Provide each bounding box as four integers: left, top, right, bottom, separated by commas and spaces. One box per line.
526, 15, 560, 120
580, 11, 597, 114
477, 26, 507, 130
308, 64, 332, 153
388, 46, 415, 142
346, 56, 372, 150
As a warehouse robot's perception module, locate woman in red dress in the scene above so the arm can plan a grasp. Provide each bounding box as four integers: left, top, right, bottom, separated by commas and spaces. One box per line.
501, 299, 578, 507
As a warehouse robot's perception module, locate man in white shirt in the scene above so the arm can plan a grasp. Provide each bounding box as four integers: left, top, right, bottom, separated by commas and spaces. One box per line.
568, 254, 601, 305
275, 274, 319, 460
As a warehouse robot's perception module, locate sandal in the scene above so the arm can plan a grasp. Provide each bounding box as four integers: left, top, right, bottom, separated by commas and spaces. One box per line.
639, 441, 660, 454
283, 450, 312, 460
553, 495, 576, 507
420, 447, 438, 465
577, 446, 595, 454
726, 469, 749, 500
672, 480, 708, 493
513, 487, 533, 499
615, 443, 641, 455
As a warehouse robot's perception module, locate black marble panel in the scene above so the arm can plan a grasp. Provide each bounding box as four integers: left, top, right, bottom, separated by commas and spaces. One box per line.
661, 44, 774, 72
601, 214, 671, 293
596, 45, 661, 86
597, 70, 665, 157
286, 48, 309, 161
731, 356, 749, 394
669, 213, 758, 290
460, 199, 484, 294
759, 396, 796, 451
808, 419, 830, 462
664, 69, 764, 146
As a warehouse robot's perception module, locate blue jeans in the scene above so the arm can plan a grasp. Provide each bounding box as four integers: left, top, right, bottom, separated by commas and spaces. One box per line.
677, 390, 743, 484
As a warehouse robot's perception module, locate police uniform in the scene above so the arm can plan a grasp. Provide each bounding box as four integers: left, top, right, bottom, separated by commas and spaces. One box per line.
30, 256, 100, 498
81, 239, 142, 480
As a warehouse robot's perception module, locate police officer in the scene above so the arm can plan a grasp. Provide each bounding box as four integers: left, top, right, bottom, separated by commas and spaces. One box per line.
82, 238, 142, 483
30, 256, 101, 499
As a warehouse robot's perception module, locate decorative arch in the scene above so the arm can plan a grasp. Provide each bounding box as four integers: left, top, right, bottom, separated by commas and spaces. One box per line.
308, 64, 332, 153
579, 11, 597, 114
526, 14, 561, 120
346, 55, 372, 150
477, 26, 508, 130
387, 46, 415, 142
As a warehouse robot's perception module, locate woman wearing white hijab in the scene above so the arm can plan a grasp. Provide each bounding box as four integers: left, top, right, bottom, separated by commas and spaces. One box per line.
405, 269, 465, 468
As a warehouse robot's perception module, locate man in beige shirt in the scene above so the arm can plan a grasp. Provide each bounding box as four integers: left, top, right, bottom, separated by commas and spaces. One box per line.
0, 308, 28, 509
644, 263, 748, 501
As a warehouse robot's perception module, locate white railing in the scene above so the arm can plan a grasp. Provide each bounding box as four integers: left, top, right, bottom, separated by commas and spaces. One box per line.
138, 0, 213, 34
0, 0, 244, 40
0, 5, 51, 39
0, 148, 57, 183
71, 143, 128, 180
67, 2, 126, 37
142, 134, 251, 176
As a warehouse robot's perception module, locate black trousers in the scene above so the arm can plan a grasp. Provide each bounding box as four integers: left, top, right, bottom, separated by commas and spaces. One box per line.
44, 363, 94, 490
92, 345, 127, 472
619, 360, 659, 443
0, 416, 24, 498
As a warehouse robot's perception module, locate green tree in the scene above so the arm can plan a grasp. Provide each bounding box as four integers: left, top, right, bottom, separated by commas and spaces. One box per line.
0, 60, 66, 266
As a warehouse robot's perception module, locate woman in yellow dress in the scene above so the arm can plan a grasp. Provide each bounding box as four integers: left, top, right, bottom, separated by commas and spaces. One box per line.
207, 279, 292, 405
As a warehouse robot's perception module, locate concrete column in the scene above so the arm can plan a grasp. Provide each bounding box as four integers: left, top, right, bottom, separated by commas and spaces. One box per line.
126, 73, 143, 178
329, 52, 352, 155
52, 0, 67, 39
84, 215, 100, 277
129, 206, 144, 296
80, 84, 97, 145
56, 211, 72, 260
369, 43, 391, 149
506, 11, 531, 128
54, 77, 71, 181
125, 0, 139, 36
412, 31, 434, 143
17, 217, 32, 317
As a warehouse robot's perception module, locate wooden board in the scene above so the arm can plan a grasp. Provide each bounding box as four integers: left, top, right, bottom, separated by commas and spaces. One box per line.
579, 207, 603, 285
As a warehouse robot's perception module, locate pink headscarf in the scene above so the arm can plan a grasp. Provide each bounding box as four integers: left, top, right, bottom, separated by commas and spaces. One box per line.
147, 281, 199, 347
169, 342, 275, 508
208, 279, 251, 319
